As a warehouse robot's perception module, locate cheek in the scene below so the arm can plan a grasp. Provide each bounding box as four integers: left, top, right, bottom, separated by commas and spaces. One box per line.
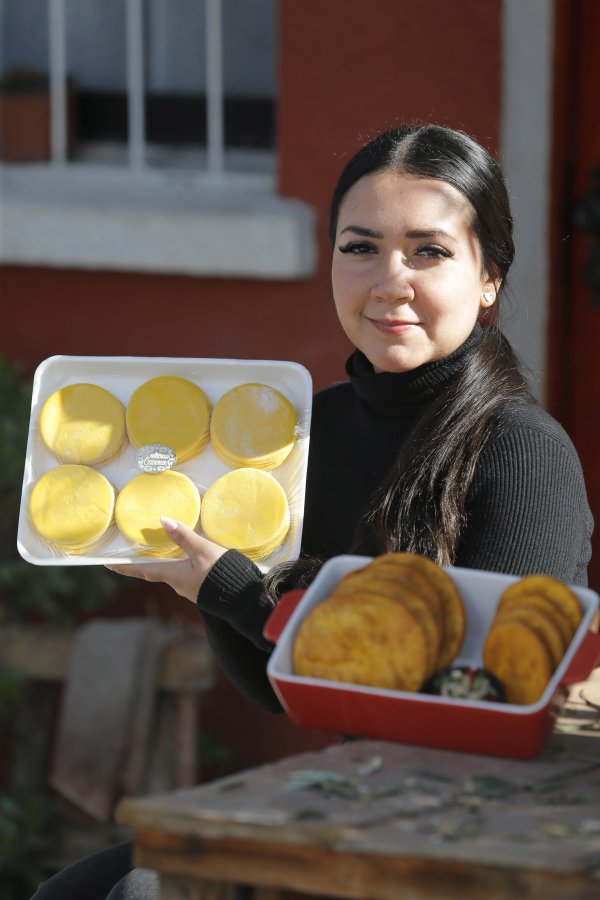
332, 259, 370, 298
331, 268, 356, 310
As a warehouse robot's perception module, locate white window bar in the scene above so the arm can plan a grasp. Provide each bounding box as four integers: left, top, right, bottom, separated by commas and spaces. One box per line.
46, 0, 226, 174
48, 0, 67, 164
126, 0, 146, 169
205, 0, 225, 173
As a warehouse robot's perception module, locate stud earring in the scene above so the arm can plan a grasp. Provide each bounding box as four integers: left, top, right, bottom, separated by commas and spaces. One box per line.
482, 292, 494, 305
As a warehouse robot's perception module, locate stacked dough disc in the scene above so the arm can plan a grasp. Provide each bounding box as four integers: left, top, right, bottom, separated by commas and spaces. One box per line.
200, 468, 290, 562
29, 464, 116, 554
126, 375, 211, 463
39, 383, 126, 465
30, 383, 126, 553
115, 470, 201, 557
210, 383, 297, 470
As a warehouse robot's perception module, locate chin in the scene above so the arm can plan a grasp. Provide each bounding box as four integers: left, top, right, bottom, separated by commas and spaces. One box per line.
369, 349, 428, 374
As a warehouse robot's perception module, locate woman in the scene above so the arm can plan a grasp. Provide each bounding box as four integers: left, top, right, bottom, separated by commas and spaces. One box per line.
32, 123, 593, 900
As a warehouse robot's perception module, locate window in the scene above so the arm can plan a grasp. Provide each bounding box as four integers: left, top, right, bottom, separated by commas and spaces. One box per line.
0, 0, 316, 277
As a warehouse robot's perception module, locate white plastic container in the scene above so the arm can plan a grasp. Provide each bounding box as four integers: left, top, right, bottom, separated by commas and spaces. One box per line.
18, 355, 312, 568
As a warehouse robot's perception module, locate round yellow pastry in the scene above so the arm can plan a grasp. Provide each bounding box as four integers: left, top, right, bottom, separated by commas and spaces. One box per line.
115, 471, 201, 557
210, 383, 297, 470
38, 383, 126, 465
29, 464, 116, 553
200, 468, 290, 561
126, 376, 211, 464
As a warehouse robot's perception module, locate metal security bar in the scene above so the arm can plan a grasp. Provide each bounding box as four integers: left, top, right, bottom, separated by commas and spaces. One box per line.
48, 0, 67, 164
126, 0, 146, 169
47, 0, 225, 173
206, 0, 225, 173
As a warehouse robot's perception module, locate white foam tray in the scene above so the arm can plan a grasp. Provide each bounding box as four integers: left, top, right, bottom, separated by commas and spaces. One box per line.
17, 355, 312, 568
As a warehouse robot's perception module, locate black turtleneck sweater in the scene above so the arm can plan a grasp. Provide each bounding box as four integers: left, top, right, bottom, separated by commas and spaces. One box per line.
197, 331, 593, 712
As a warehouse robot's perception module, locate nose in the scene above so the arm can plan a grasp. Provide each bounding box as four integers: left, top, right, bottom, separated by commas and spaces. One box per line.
371, 252, 414, 303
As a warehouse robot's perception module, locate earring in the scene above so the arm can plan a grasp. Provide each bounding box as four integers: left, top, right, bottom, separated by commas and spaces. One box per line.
482, 292, 494, 305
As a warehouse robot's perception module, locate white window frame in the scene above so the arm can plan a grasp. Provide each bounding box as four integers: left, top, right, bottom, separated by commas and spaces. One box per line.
0, 0, 316, 279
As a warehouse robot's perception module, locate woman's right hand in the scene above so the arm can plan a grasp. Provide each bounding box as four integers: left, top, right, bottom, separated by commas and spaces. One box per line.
106, 517, 226, 603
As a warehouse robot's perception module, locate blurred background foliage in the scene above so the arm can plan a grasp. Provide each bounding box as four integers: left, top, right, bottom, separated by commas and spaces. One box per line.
0, 355, 119, 898
0, 355, 119, 625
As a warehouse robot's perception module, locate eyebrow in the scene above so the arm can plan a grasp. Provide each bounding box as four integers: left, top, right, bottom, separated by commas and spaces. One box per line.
339, 225, 456, 241
339, 225, 384, 239
405, 228, 455, 241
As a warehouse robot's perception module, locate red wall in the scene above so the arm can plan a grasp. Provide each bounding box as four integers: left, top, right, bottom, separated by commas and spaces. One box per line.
0, 0, 502, 772
1, 0, 501, 391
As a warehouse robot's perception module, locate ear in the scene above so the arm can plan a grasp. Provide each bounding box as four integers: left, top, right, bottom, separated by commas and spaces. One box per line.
480, 276, 501, 309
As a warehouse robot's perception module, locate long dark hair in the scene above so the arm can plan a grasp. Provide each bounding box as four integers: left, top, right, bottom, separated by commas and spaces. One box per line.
265, 123, 532, 599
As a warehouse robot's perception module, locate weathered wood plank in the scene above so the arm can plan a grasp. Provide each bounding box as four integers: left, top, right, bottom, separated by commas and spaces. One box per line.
133, 830, 600, 900
0, 625, 215, 691
160, 874, 239, 900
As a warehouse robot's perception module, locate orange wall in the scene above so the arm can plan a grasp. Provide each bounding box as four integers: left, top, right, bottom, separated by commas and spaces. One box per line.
1, 0, 502, 771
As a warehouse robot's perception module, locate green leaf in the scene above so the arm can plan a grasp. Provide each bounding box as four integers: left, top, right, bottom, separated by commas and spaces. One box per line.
356, 756, 383, 777
543, 821, 575, 838
463, 775, 516, 798
284, 770, 354, 790
405, 768, 456, 783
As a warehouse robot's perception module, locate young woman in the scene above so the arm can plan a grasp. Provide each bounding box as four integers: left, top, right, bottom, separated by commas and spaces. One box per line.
32, 123, 593, 900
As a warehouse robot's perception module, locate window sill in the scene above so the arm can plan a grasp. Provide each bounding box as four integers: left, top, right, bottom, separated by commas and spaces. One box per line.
0, 163, 317, 279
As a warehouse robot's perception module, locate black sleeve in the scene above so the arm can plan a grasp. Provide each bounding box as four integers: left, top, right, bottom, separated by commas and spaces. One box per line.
196, 550, 283, 712
199, 611, 283, 713
456, 426, 593, 585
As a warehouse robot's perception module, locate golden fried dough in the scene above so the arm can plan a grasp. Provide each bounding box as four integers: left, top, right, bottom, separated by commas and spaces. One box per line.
493, 605, 566, 669
330, 568, 441, 676
482, 619, 553, 705
368, 552, 466, 668
499, 575, 582, 634
496, 591, 575, 645
293, 590, 429, 692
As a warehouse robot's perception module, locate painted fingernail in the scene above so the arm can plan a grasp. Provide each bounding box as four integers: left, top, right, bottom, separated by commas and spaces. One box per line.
160, 516, 179, 533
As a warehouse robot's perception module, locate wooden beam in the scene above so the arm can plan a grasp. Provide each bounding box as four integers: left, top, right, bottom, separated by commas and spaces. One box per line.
0, 626, 215, 693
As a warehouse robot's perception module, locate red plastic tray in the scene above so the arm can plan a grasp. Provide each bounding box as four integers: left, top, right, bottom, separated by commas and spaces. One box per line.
264, 556, 600, 759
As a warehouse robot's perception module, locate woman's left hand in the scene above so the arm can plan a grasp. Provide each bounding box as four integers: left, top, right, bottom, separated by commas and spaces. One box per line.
106, 517, 226, 603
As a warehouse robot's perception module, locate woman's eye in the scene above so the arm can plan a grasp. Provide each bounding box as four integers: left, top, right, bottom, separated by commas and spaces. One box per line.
337, 241, 376, 255
416, 244, 454, 259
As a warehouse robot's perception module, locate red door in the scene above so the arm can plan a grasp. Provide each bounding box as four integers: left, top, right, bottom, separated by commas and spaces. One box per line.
550, 0, 600, 590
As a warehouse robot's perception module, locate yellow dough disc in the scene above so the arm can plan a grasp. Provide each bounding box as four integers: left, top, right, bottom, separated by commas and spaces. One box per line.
29, 464, 116, 553
38, 383, 126, 465
210, 383, 297, 470
126, 376, 211, 463
115, 471, 201, 557
200, 468, 290, 561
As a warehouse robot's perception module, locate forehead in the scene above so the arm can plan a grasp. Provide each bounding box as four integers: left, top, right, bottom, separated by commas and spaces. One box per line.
337, 170, 474, 232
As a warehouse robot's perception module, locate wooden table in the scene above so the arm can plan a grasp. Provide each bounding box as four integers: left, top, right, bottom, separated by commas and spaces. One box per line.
116, 674, 600, 900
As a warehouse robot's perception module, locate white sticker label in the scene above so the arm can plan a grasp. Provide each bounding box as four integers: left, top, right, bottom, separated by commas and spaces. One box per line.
135, 444, 177, 473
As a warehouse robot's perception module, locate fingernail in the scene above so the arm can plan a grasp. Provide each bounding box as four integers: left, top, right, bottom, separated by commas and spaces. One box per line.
160, 516, 179, 534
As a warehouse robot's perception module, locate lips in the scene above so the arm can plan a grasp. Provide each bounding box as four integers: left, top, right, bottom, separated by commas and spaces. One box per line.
369, 318, 419, 334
